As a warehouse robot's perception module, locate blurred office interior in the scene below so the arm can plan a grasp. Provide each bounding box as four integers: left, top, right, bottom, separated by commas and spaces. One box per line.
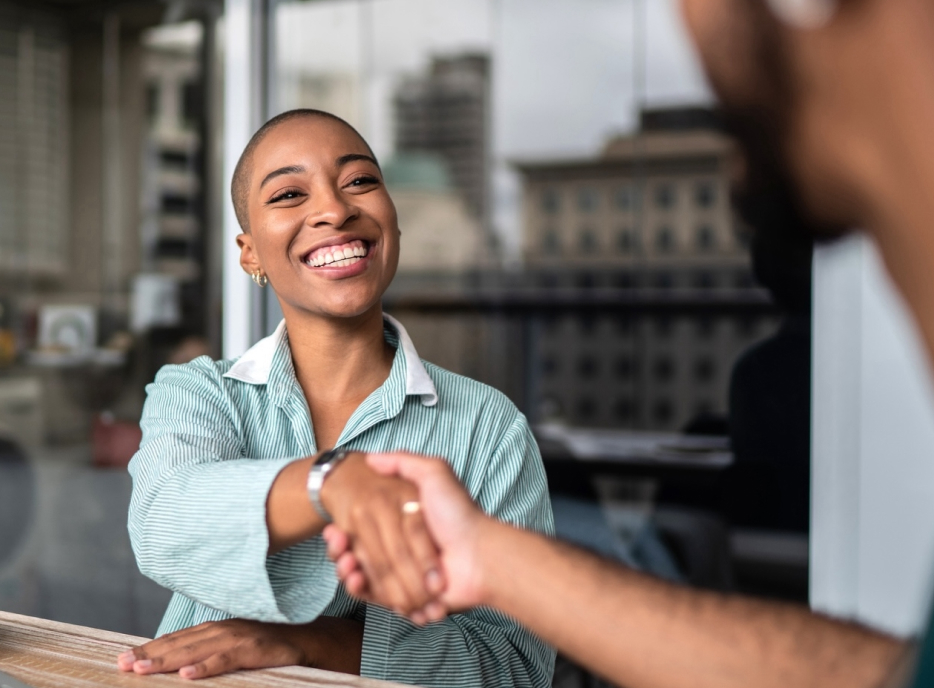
3, 1, 932, 686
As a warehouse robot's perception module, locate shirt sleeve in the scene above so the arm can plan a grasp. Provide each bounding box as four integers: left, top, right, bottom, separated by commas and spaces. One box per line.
127, 361, 338, 624
360, 411, 556, 688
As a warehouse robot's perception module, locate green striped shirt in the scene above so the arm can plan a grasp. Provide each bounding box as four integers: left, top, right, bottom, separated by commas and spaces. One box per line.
128, 315, 555, 688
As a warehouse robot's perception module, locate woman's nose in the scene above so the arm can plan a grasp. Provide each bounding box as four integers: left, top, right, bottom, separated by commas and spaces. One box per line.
308, 185, 358, 229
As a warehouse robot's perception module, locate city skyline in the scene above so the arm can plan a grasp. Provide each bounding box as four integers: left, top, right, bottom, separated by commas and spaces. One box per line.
273, 0, 712, 260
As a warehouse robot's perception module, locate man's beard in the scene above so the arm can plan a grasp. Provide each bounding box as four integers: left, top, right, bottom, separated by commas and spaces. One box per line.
715, 0, 851, 246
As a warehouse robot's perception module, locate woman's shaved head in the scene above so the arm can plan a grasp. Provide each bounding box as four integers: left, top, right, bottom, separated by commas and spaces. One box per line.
231, 109, 376, 232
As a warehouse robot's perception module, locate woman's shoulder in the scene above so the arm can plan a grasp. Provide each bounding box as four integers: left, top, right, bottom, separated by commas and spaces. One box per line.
420, 359, 522, 421
150, 355, 238, 395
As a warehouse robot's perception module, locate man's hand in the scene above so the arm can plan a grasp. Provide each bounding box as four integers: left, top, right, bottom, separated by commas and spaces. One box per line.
320, 452, 445, 615
324, 452, 493, 622
116, 617, 363, 680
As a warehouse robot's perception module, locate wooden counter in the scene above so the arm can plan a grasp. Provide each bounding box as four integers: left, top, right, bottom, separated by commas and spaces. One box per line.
0, 612, 410, 688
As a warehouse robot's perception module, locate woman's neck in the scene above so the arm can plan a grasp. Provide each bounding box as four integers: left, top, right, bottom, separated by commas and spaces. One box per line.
283, 304, 395, 408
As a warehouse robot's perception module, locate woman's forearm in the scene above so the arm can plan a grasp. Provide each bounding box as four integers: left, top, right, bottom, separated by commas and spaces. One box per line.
266, 456, 326, 553
477, 520, 905, 688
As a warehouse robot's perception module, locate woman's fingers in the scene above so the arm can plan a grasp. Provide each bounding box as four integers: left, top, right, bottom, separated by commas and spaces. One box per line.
177, 650, 245, 680
371, 496, 438, 612
352, 514, 414, 612
120, 624, 219, 674
400, 506, 445, 595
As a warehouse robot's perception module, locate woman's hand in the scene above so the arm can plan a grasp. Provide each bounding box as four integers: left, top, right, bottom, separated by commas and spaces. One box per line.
324, 452, 493, 624
320, 451, 445, 616
116, 617, 363, 680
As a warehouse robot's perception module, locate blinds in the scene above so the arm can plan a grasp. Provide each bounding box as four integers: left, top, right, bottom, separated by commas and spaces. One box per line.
0, 3, 68, 275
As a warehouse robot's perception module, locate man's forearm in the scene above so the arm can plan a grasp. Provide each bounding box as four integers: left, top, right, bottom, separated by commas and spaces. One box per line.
476, 520, 906, 688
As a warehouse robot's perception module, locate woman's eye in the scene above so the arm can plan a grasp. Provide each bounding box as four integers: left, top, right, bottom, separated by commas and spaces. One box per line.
347, 175, 380, 189
268, 190, 303, 203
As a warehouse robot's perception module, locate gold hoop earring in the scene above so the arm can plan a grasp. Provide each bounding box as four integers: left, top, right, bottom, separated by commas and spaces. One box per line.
251, 270, 268, 288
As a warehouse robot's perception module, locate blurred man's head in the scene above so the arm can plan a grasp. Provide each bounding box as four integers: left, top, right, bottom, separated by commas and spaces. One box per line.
681, 0, 934, 356
680, 0, 931, 238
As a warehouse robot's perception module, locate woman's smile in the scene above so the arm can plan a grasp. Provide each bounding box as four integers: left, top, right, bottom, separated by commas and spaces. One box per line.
301, 238, 375, 279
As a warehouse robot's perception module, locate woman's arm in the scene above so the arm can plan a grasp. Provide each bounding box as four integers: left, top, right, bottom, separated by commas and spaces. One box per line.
118, 617, 363, 679
130, 361, 440, 625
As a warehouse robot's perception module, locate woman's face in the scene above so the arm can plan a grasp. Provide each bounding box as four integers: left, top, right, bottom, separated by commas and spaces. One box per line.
238, 117, 400, 321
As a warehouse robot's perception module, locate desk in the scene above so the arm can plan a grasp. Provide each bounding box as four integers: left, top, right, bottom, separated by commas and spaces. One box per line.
0, 612, 409, 688
535, 424, 733, 477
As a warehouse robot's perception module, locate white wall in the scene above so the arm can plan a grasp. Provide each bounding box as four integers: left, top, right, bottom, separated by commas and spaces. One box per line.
811, 234, 934, 636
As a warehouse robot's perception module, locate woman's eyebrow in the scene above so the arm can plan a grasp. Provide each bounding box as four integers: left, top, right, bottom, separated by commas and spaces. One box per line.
260, 165, 305, 189
336, 153, 379, 169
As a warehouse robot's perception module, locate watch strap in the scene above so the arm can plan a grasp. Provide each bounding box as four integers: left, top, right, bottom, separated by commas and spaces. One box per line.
306, 449, 349, 523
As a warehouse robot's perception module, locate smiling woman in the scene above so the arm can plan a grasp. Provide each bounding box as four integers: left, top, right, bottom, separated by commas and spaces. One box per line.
120, 109, 555, 688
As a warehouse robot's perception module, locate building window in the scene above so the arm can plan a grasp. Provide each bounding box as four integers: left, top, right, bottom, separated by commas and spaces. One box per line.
614, 398, 634, 422
616, 227, 634, 252
615, 316, 633, 335
614, 185, 635, 211
655, 317, 673, 338
579, 315, 597, 335
542, 188, 560, 214
735, 226, 752, 250
577, 187, 599, 213
576, 397, 597, 420
577, 355, 598, 379
693, 271, 715, 290
613, 272, 635, 289
653, 357, 675, 382
654, 271, 674, 290
539, 272, 560, 289
653, 399, 674, 424
694, 357, 715, 382
696, 317, 716, 339
695, 180, 716, 208
656, 226, 674, 253
579, 227, 598, 253
655, 183, 676, 210
542, 229, 560, 255
615, 355, 634, 380
696, 224, 715, 251
576, 272, 596, 289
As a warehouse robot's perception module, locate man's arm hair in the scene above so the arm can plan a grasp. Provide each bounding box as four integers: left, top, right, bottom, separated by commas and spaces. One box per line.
477, 521, 909, 688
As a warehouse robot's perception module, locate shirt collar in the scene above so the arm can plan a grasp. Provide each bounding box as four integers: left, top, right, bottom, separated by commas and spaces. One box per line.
222, 315, 439, 407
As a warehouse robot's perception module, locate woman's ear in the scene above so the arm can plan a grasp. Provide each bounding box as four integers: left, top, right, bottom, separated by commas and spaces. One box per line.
237, 232, 261, 275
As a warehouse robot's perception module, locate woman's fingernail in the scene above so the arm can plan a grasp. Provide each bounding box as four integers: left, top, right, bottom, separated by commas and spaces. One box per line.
426, 569, 443, 593
180, 665, 197, 679
134, 659, 153, 671
117, 651, 135, 665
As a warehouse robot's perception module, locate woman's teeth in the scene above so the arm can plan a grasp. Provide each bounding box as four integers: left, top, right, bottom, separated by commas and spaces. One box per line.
305, 241, 368, 268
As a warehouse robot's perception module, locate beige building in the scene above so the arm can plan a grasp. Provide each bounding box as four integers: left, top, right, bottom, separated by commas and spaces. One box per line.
515, 118, 777, 431
520, 128, 747, 281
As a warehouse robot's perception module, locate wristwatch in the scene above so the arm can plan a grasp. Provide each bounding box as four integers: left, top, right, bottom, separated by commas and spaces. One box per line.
306, 448, 350, 522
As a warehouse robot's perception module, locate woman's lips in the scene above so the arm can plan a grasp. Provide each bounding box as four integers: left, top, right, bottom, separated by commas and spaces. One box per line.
302, 240, 374, 279
304, 239, 369, 267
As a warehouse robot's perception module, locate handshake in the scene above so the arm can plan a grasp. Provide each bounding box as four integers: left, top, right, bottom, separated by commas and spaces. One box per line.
321, 451, 492, 625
